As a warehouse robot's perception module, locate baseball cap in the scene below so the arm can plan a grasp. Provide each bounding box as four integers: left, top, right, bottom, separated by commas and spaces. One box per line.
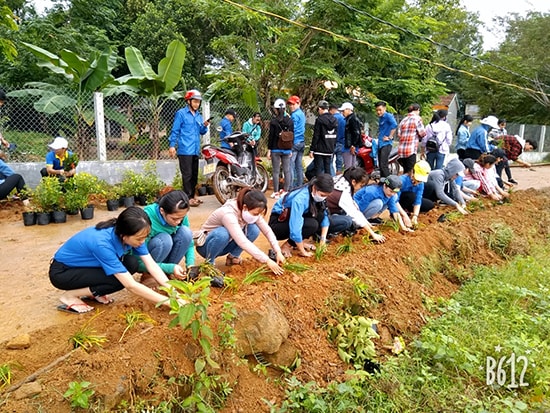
287, 95, 301, 105
413, 160, 431, 182
225, 109, 237, 117
48, 137, 68, 150
317, 100, 329, 109
338, 102, 354, 111
383, 175, 402, 192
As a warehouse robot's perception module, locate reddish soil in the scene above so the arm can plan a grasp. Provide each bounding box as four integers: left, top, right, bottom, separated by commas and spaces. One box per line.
0, 166, 549, 412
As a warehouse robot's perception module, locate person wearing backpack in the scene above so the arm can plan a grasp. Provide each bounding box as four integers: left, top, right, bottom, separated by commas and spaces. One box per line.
310, 100, 338, 177
421, 109, 452, 171
267, 99, 294, 199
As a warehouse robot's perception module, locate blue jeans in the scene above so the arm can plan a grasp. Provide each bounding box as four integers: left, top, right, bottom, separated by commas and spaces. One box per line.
196, 224, 260, 263
291, 142, 305, 189
362, 199, 386, 220
328, 214, 353, 234
333, 142, 344, 174
148, 226, 193, 265
426, 151, 445, 170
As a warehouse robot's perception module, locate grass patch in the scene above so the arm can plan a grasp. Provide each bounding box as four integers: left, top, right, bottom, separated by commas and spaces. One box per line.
270, 244, 550, 412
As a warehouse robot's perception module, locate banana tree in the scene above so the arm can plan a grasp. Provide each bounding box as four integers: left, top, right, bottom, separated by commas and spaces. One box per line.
9, 43, 131, 159
106, 40, 187, 159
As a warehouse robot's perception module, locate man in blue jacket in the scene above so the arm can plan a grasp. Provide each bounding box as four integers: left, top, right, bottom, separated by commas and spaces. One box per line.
169, 90, 211, 207
464, 115, 498, 160
375, 101, 397, 178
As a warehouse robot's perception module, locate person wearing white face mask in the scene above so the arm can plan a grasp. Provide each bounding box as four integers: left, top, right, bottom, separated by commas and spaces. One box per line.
195, 188, 285, 275
269, 174, 334, 258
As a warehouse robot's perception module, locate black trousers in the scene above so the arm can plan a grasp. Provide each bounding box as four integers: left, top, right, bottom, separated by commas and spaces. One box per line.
178, 155, 199, 199
268, 213, 320, 246
49, 255, 139, 297
399, 191, 435, 213
378, 145, 392, 178
397, 154, 416, 175
0, 174, 25, 199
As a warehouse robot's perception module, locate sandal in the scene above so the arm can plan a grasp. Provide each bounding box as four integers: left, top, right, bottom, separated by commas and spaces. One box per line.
81, 295, 114, 305
225, 254, 243, 266
189, 199, 201, 207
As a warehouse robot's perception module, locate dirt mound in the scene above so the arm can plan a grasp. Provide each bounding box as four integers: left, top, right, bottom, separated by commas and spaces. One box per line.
1, 189, 550, 412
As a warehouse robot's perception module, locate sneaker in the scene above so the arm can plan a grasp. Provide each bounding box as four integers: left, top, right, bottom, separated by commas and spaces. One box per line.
270, 192, 280, 199
368, 217, 384, 225
508, 179, 518, 185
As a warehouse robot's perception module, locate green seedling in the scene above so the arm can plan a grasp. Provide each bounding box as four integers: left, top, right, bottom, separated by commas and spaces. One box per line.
282, 261, 310, 273
314, 243, 327, 261
336, 236, 353, 256
0, 363, 12, 389
68, 311, 107, 350
119, 309, 156, 342
242, 266, 275, 285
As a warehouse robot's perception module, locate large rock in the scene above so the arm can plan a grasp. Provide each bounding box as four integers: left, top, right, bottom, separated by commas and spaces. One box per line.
234, 298, 290, 356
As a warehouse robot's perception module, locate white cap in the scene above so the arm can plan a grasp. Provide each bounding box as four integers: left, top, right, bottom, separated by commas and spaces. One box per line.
480, 115, 499, 129
338, 102, 354, 111
48, 137, 68, 150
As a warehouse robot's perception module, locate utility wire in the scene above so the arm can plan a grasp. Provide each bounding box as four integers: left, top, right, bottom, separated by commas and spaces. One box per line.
330, 0, 550, 91
221, 0, 550, 98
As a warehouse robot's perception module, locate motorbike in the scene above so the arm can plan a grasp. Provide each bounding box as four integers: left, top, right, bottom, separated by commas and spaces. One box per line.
201, 131, 269, 204
356, 134, 401, 180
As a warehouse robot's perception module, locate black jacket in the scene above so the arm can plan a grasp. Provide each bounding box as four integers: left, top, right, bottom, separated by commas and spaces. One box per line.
311, 112, 337, 155
344, 112, 362, 149
268, 113, 294, 150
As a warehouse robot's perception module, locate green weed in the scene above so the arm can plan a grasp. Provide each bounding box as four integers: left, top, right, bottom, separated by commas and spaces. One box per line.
63, 381, 95, 409
485, 222, 514, 257
218, 302, 238, 350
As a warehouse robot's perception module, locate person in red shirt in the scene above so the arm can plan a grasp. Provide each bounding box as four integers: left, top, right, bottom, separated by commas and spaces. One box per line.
491, 134, 537, 185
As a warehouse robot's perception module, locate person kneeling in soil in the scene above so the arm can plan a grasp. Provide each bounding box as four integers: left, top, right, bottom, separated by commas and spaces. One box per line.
397, 160, 435, 226
269, 173, 334, 257
326, 166, 386, 243
138, 188, 194, 284
353, 175, 413, 232
423, 158, 469, 215
49, 206, 183, 314
195, 187, 285, 275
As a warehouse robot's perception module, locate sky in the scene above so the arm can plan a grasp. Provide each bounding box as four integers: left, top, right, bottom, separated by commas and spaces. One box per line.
32, 0, 550, 50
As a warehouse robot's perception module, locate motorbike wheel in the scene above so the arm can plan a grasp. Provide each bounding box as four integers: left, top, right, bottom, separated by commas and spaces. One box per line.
254, 164, 269, 193
388, 159, 402, 176
212, 165, 237, 204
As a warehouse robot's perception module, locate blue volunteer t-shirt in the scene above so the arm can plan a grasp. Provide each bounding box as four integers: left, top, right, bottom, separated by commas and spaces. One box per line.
54, 226, 149, 275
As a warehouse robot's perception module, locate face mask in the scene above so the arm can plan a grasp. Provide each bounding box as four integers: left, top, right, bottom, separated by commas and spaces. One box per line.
242, 209, 259, 224
312, 193, 326, 202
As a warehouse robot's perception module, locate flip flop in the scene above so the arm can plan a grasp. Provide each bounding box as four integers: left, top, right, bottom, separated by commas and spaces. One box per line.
189, 199, 201, 207
81, 295, 114, 305
57, 303, 94, 314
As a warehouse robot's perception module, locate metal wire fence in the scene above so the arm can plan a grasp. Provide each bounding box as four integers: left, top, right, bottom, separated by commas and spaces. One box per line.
1, 88, 548, 164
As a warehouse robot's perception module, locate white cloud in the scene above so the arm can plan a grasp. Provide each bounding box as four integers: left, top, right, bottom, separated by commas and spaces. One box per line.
460, 0, 550, 49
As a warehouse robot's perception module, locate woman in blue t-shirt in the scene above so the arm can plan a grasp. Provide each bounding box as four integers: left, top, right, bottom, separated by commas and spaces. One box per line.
49, 207, 181, 314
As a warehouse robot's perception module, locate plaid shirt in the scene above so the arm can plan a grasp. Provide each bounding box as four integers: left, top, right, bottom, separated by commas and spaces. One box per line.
497, 135, 523, 161
397, 113, 426, 158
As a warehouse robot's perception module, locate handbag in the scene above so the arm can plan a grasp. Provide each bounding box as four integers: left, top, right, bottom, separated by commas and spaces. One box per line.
192, 230, 208, 247
277, 208, 290, 222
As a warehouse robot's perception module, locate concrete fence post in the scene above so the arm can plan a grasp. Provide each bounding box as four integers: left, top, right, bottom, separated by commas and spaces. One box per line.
94, 92, 107, 161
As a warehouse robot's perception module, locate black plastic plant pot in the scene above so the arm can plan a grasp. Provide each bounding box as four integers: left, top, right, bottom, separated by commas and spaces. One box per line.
197, 186, 207, 196
22, 212, 36, 226
51, 210, 67, 223
36, 212, 51, 225
106, 199, 119, 211
80, 206, 95, 220
206, 186, 215, 195
136, 195, 147, 206
121, 196, 134, 208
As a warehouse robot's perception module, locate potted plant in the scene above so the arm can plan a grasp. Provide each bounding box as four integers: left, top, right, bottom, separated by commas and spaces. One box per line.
120, 170, 141, 207
33, 177, 64, 225
63, 173, 102, 219
141, 161, 164, 204
105, 184, 121, 211
20, 188, 37, 226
